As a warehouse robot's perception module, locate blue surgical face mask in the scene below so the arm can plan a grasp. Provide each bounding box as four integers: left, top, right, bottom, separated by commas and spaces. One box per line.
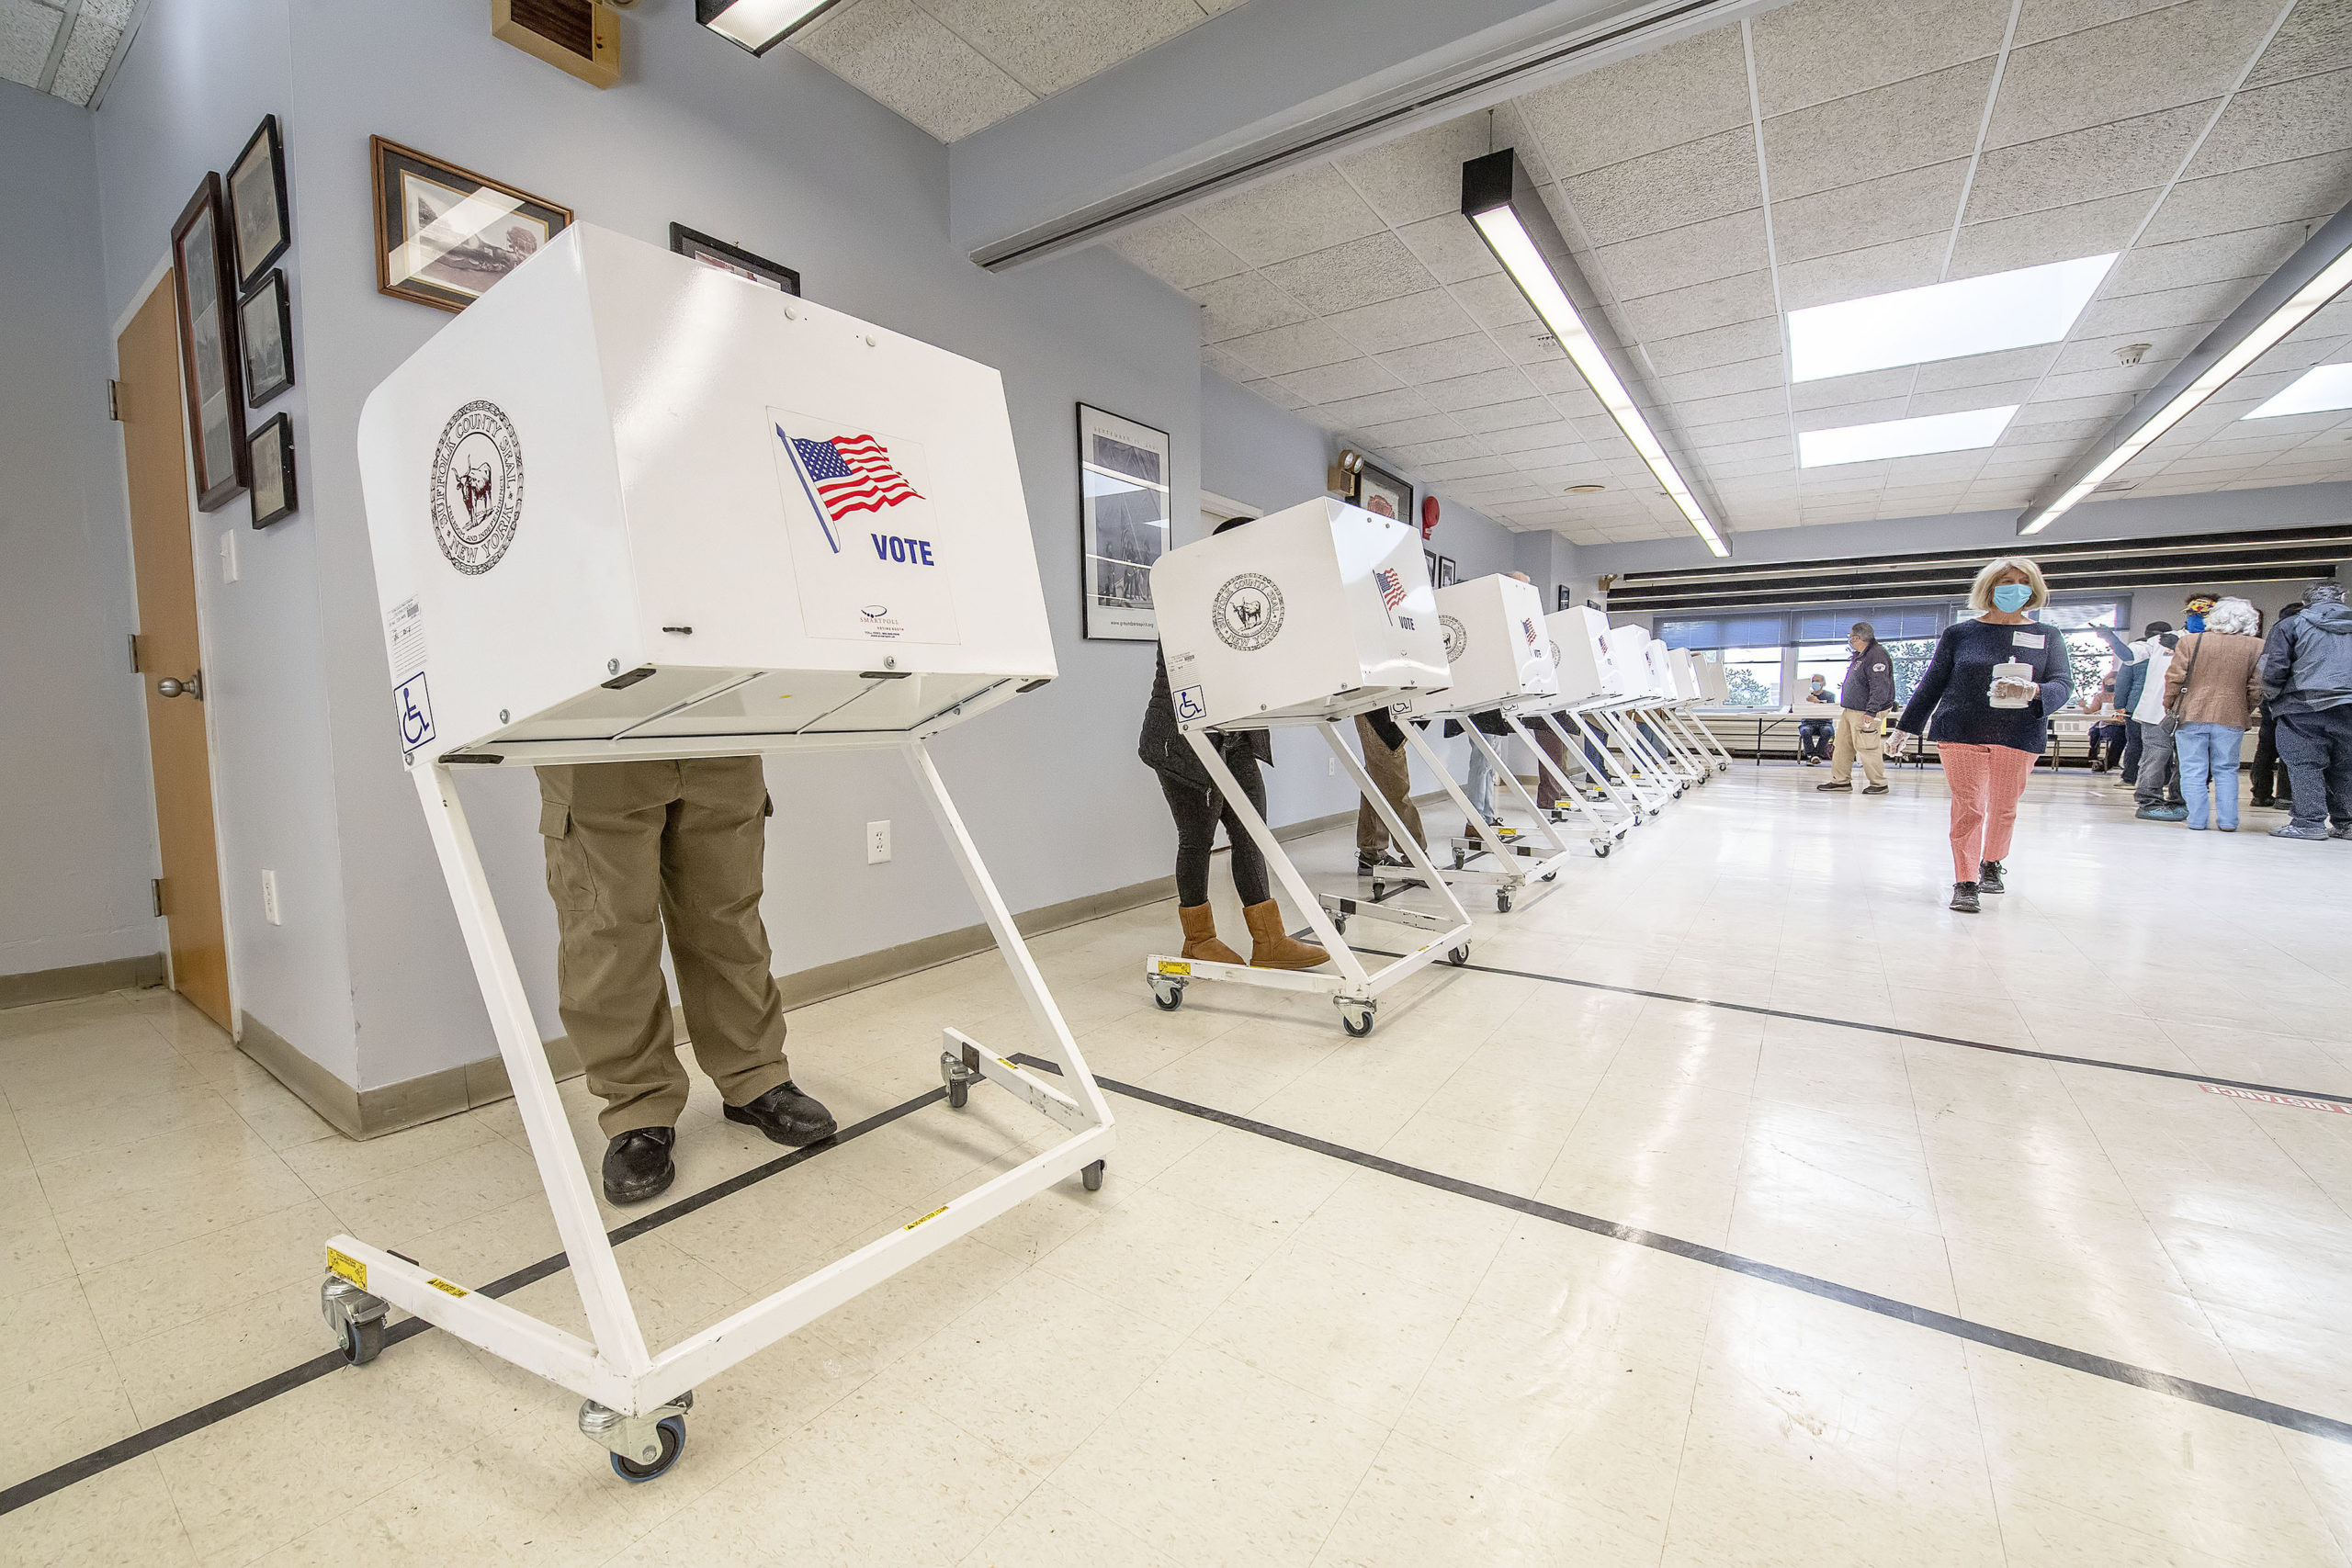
2184, 612, 2205, 633
1992, 582, 2032, 613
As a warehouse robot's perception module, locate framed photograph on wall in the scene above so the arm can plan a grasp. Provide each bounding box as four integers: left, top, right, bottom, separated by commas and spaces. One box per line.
1077, 404, 1170, 642
1351, 457, 1410, 524
171, 172, 249, 511
1558, 584, 1574, 612
372, 136, 571, 312
248, 412, 298, 528
1437, 556, 1457, 587
670, 223, 800, 294
239, 270, 294, 406
227, 113, 288, 289
1424, 548, 1438, 586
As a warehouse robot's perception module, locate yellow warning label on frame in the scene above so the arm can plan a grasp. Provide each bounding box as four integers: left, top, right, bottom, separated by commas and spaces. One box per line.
1156, 960, 1192, 976
326, 1247, 367, 1290
903, 1205, 951, 1231
427, 1277, 469, 1298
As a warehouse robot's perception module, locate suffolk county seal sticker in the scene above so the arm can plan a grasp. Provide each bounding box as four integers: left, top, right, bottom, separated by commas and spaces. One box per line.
1441, 615, 1466, 663
430, 400, 524, 575
1212, 572, 1284, 651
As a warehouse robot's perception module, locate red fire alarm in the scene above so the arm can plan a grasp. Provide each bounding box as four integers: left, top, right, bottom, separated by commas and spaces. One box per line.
1419, 495, 1440, 540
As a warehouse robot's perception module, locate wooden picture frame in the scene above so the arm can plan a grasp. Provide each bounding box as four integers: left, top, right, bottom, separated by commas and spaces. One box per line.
171, 172, 249, 511
239, 270, 295, 407
1351, 457, 1410, 525
371, 137, 571, 313
227, 113, 288, 289
248, 412, 298, 528
1077, 403, 1170, 642
670, 223, 800, 294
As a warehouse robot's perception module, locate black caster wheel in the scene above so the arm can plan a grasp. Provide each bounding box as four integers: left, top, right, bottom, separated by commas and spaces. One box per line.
611, 1416, 685, 1483
1149, 979, 1183, 1010
1496, 890, 1514, 914
1081, 1160, 1105, 1192
947, 1077, 969, 1110
1451, 848, 1465, 870
1340, 1007, 1374, 1039
338, 1316, 384, 1367
1333, 912, 1349, 934
1447, 944, 1470, 966
1541, 870, 1557, 882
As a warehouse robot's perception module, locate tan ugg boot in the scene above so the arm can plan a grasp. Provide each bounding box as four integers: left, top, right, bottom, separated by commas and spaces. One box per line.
1243, 900, 1329, 970
1179, 904, 1243, 966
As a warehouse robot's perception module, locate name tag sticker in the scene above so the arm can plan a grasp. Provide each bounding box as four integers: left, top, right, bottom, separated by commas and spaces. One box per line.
2011, 632, 2045, 649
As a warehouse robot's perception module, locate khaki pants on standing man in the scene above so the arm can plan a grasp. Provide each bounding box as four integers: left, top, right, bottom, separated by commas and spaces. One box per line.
1354, 713, 1426, 861
1830, 708, 1887, 788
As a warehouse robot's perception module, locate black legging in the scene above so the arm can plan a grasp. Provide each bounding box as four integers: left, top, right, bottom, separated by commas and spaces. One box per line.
1158, 750, 1269, 908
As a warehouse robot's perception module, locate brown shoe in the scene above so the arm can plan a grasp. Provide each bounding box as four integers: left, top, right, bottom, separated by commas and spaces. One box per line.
1243, 900, 1329, 970
1179, 903, 1244, 966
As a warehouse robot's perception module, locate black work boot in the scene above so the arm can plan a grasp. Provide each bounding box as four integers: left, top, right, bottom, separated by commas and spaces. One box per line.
725, 1080, 839, 1146
1949, 881, 1981, 913
1978, 860, 2006, 894
602, 1127, 676, 1204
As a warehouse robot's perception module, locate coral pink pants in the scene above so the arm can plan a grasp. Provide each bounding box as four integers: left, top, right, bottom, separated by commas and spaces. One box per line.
1939, 742, 2038, 882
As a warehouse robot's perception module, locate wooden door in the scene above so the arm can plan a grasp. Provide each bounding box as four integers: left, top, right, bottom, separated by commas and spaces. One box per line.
120, 275, 232, 1028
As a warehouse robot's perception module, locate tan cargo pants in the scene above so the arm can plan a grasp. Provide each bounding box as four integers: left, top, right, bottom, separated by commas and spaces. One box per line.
1354, 714, 1426, 857
1830, 708, 1887, 787
537, 758, 793, 1136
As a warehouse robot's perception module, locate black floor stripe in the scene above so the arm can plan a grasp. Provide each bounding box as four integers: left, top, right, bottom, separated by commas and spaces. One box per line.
0, 1086, 944, 1517
1345, 943, 2352, 1107
1007, 1055, 2352, 1449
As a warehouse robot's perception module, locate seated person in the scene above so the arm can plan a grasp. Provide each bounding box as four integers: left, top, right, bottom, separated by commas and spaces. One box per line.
2078, 673, 2126, 773
1795, 672, 1835, 765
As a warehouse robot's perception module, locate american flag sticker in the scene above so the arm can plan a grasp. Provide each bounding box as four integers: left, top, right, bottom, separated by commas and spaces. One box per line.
766, 409, 960, 647
1375, 567, 1408, 620
779, 428, 923, 551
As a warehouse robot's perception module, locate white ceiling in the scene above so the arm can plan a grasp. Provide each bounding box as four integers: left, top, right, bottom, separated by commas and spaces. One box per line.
1103, 0, 2352, 545
793, 0, 1247, 141
0, 0, 137, 106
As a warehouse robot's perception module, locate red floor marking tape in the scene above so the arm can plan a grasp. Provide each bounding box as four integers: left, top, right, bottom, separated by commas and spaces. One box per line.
2201, 1083, 2352, 1115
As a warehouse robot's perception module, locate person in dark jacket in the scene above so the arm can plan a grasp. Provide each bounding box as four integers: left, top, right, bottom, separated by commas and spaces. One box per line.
2261, 581, 2352, 841
1818, 621, 1896, 794
2100, 621, 2177, 796
2250, 603, 2300, 810
1796, 673, 1836, 763
1893, 558, 2073, 913
1138, 518, 1327, 969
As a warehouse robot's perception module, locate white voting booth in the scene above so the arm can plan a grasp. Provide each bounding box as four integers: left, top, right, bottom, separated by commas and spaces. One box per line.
1519, 606, 1654, 829
1668, 649, 1736, 772
1143, 499, 1471, 1035
1394, 574, 1590, 905
341, 224, 1113, 1479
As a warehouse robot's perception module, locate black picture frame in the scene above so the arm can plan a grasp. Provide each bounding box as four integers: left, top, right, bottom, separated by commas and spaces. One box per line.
1558, 584, 1574, 612
238, 270, 294, 407
228, 113, 289, 290
1437, 556, 1457, 587
1424, 548, 1439, 586
1351, 457, 1410, 525
171, 172, 249, 511
371, 136, 571, 313
248, 412, 298, 528
669, 223, 800, 295
1077, 404, 1170, 641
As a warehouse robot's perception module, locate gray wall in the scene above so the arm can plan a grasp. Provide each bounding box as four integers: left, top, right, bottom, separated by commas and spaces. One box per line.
0, 82, 161, 980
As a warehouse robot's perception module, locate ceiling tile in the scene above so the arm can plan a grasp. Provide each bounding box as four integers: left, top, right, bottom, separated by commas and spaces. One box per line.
1423, 366, 1543, 412
795, 0, 1036, 141
1789, 367, 1918, 410
1107, 216, 1247, 290
1258, 232, 1439, 317
1677, 386, 1793, 426
1335, 115, 1496, 226
2245, 0, 2352, 89
1319, 387, 1439, 428
1986, 0, 2281, 149
2019, 390, 2138, 423
1912, 344, 2064, 389
2004, 414, 2110, 445
1962, 101, 2215, 224
2075, 276, 2250, 338
1792, 397, 1914, 432
1202, 344, 1259, 383
1776, 233, 1946, 311
1559, 129, 1762, 246
1216, 320, 1357, 377
1486, 421, 1587, 456
2030, 363, 2165, 402
1679, 412, 1792, 447
2104, 222, 2308, 296
1513, 24, 1754, 177
1762, 59, 1997, 201
1655, 355, 1791, 401
1771, 160, 1970, 263
1391, 434, 1506, 466
1591, 209, 1774, 299
1944, 190, 2151, 279
2143, 149, 2352, 243
1451, 398, 1563, 435
1239, 377, 1310, 412
1448, 272, 1543, 335
2185, 69, 2352, 178
1614, 271, 1780, 343
1377, 333, 1513, 385
1640, 318, 1784, 378
1275, 356, 1406, 404
1394, 214, 1504, 286
1354, 413, 1472, 449
1323, 288, 1481, 355
1421, 455, 1521, 480
1698, 434, 1795, 464
1751, 0, 2011, 116
1189, 164, 1385, 266
1910, 379, 2044, 416
0, 2, 60, 85
1185, 273, 1309, 342
914, 0, 1205, 97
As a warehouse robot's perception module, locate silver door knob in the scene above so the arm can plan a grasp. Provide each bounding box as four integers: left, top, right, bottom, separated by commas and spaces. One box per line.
156, 672, 203, 700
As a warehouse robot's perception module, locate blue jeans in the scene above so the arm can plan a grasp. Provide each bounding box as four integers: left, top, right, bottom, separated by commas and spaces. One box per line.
1465, 742, 1497, 822
2176, 722, 2245, 829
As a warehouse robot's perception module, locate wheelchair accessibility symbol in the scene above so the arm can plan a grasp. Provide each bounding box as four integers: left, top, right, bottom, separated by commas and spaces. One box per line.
1174, 684, 1206, 723
395, 672, 436, 753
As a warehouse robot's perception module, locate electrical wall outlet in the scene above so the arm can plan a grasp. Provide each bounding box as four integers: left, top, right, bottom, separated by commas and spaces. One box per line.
261, 869, 282, 925
220, 530, 238, 582
865, 820, 891, 864
1329, 756, 1336, 775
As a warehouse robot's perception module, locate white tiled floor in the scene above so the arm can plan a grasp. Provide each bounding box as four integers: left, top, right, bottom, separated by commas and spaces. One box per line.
4, 761, 2350, 1565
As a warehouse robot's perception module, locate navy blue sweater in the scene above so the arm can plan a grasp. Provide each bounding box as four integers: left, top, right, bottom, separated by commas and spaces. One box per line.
1895, 617, 2075, 752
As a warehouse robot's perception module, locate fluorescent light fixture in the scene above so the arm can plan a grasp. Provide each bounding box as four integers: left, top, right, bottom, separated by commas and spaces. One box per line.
1463, 150, 1726, 558
2021, 203, 2352, 536
695, 0, 841, 55
2245, 362, 2352, 419
1788, 254, 2116, 383
1799, 406, 2018, 468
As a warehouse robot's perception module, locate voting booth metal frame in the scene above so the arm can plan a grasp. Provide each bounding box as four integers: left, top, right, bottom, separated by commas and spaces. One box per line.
1408, 717, 1582, 907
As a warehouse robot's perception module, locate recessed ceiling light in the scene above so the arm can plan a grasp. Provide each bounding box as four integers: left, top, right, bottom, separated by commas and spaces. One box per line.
1798, 406, 2018, 468
1566, 483, 1605, 492
695, 0, 841, 54
2245, 362, 2352, 419
1787, 255, 2116, 383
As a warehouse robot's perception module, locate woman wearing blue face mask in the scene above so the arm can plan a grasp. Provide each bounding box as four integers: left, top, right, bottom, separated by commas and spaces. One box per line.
1892, 557, 2073, 913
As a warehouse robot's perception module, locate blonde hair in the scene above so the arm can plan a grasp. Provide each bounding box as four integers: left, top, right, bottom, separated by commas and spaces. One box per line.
2205, 596, 2259, 637
1969, 556, 2048, 613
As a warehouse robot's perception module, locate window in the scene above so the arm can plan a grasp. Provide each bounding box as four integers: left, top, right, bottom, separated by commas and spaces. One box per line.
1795, 643, 1848, 701
1719, 646, 1782, 708
1660, 616, 1785, 650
